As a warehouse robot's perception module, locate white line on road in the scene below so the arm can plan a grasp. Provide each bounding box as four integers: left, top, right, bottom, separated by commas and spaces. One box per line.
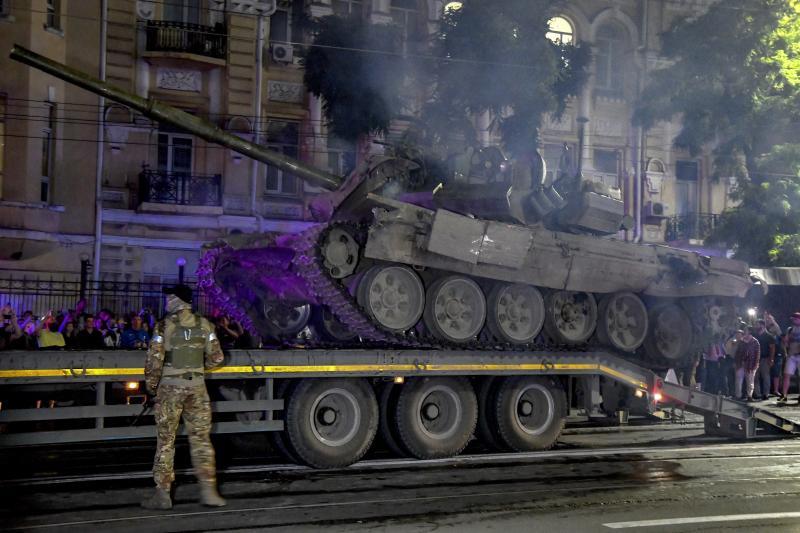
604, 512, 800, 529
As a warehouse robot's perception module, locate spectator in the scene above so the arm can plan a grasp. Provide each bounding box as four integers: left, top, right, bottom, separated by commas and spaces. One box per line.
701, 339, 724, 395
76, 315, 105, 349
780, 312, 800, 402
754, 319, 777, 399
36, 312, 66, 349
769, 313, 785, 397
735, 326, 761, 402
121, 315, 150, 349
0, 304, 22, 350
215, 315, 241, 350
63, 321, 79, 349
101, 315, 121, 348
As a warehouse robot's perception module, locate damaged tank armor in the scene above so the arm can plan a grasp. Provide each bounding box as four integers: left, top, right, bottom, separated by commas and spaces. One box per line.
9, 45, 762, 367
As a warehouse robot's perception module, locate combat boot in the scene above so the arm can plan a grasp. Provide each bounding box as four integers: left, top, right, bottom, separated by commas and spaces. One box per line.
141, 487, 172, 510
200, 482, 227, 507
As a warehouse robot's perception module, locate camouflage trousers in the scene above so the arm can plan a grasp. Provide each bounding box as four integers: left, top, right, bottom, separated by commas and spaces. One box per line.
152, 383, 217, 490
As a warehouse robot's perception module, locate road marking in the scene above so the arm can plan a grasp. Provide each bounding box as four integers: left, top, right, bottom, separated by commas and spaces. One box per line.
604, 512, 800, 528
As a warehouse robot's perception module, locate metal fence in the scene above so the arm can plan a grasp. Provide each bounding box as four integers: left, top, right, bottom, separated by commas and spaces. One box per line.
0, 274, 211, 318
144, 20, 227, 60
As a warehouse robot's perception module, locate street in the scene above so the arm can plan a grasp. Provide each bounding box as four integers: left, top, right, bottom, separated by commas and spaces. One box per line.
4, 418, 800, 532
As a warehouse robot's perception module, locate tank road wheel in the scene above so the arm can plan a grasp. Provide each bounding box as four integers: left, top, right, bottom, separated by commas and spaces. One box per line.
378, 382, 408, 457
424, 276, 487, 343
476, 377, 507, 452
285, 378, 378, 469
494, 376, 566, 452
487, 284, 545, 345
269, 380, 302, 464
543, 291, 598, 345
597, 292, 649, 353
394, 377, 478, 459
261, 302, 312, 339
322, 227, 360, 279
643, 304, 694, 363
310, 306, 358, 342
357, 265, 425, 332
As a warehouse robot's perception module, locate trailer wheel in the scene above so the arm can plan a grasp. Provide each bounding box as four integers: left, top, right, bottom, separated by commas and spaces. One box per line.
494, 376, 566, 452
395, 377, 478, 459
476, 377, 507, 452
378, 382, 408, 457
285, 378, 378, 469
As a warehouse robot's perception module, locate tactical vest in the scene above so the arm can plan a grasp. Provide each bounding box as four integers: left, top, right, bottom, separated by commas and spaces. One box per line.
162, 313, 208, 381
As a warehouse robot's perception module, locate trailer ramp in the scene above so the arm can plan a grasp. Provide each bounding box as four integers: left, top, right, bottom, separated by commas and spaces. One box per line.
658, 379, 800, 439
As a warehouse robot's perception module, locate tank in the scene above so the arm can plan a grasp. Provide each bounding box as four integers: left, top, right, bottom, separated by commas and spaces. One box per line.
11, 45, 759, 365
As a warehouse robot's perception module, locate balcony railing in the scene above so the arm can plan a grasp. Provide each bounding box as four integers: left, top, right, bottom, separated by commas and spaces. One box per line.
144, 20, 226, 60
665, 213, 720, 242
139, 169, 222, 207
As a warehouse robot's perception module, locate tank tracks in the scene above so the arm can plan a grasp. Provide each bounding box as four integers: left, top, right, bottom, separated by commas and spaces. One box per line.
199, 222, 604, 356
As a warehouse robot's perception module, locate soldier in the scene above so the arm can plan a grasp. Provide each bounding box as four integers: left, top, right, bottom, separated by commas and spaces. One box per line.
141, 284, 226, 510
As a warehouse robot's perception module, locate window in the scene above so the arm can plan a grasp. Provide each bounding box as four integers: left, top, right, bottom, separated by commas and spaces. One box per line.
594, 23, 625, 96
391, 0, 421, 44
265, 121, 300, 196
547, 16, 574, 45
0, 94, 5, 197
0, 0, 10, 18
593, 149, 618, 175
675, 160, 699, 216
157, 132, 193, 174
164, 0, 201, 25
333, 0, 363, 17
40, 103, 56, 203
46, 0, 60, 30
542, 143, 576, 185
327, 136, 356, 177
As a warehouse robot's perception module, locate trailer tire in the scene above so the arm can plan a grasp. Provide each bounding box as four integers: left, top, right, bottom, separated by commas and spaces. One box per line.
269, 380, 302, 464
378, 382, 409, 457
285, 378, 378, 469
395, 377, 477, 459
494, 376, 566, 452
476, 377, 507, 452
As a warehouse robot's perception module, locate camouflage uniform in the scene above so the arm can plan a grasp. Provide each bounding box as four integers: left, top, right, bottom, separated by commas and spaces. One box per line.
143, 308, 225, 509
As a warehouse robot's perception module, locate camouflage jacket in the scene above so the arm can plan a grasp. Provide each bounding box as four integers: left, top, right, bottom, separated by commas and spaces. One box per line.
144, 310, 224, 393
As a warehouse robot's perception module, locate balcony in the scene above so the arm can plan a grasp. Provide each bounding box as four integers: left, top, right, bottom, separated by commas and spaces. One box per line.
665, 213, 720, 242
138, 169, 222, 211
144, 20, 226, 60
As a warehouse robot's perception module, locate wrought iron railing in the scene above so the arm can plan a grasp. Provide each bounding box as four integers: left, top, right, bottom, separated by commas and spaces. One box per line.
139, 169, 222, 207
665, 213, 720, 242
0, 275, 211, 319
144, 20, 226, 59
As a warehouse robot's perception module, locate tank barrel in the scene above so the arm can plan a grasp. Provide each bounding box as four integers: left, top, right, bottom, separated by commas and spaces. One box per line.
9, 45, 342, 191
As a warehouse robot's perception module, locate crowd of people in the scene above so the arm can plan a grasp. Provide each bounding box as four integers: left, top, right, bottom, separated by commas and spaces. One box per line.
696, 310, 800, 403
0, 301, 252, 351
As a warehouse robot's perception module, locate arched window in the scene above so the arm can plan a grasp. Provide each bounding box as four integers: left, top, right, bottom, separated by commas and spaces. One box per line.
594, 23, 625, 96
547, 16, 574, 45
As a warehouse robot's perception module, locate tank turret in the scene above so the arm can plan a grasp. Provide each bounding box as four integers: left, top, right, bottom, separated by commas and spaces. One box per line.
11, 45, 758, 365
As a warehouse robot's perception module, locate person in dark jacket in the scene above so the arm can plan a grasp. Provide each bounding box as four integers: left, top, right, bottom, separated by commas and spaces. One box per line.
76, 315, 105, 349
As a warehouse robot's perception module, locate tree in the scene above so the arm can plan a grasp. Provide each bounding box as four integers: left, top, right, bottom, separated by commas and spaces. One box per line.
428, 0, 590, 157
303, 15, 406, 145
635, 0, 800, 265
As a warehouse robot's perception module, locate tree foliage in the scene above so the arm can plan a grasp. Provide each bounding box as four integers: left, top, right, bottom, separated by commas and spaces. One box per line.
635, 0, 800, 174
636, 0, 800, 265
709, 144, 800, 265
303, 15, 406, 142
429, 0, 590, 156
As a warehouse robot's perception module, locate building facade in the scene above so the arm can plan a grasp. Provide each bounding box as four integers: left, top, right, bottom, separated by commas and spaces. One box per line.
0, 0, 731, 291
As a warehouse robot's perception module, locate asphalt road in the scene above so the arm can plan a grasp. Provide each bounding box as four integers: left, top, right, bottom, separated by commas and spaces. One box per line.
4, 422, 800, 532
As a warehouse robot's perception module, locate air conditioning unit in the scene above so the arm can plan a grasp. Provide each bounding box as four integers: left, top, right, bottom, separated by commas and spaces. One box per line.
272, 43, 293, 63
643, 201, 668, 218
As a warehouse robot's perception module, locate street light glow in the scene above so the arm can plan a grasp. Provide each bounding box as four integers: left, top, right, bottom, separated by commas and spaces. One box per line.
747, 308, 757, 317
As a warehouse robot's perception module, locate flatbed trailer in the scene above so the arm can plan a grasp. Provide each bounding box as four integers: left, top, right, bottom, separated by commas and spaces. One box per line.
1, 348, 798, 468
